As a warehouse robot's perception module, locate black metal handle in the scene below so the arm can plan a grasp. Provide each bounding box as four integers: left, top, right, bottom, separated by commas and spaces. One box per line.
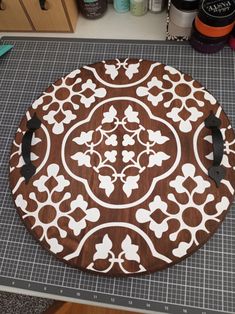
39, 0, 48, 10
20, 113, 41, 184
0, 0, 6, 10
205, 111, 225, 187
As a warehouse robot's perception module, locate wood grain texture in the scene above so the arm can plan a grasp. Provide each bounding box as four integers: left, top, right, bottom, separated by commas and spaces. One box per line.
0, 0, 33, 31
44, 301, 139, 314
62, 0, 79, 32
9, 59, 235, 276
21, 0, 71, 32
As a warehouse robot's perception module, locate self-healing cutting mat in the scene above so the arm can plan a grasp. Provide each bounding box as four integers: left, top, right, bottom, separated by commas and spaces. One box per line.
9, 58, 235, 276
1, 37, 235, 313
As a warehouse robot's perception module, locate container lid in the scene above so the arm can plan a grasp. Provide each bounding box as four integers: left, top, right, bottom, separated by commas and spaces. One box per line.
232, 25, 235, 36
9, 59, 235, 276
192, 20, 230, 43
171, 0, 200, 11
198, 0, 235, 27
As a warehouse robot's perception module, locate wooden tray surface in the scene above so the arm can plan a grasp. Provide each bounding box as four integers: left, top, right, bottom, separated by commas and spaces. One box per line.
9, 59, 235, 276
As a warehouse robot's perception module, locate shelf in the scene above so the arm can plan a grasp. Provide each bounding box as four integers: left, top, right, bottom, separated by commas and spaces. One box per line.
0, 5, 167, 40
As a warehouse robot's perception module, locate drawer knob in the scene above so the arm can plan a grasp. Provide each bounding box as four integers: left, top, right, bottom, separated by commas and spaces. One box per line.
0, 0, 6, 10
39, 0, 49, 10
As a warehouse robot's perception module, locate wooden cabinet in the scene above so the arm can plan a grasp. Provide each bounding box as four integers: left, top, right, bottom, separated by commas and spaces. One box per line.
0, 0, 33, 31
21, 0, 78, 32
0, 0, 78, 32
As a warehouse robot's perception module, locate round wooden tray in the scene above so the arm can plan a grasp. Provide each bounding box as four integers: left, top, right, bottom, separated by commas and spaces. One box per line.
9, 59, 235, 276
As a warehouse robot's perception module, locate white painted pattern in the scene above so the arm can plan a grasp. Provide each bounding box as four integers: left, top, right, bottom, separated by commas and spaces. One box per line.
10, 59, 235, 275
84, 60, 161, 88
15, 164, 100, 253
32, 70, 106, 134
136, 65, 216, 132
64, 223, 172, 264
193, 107, 235, 195
136, 163, 230, 258
71, 104, 170, 198
10, 112, 51, 194
87, 234, 146, 274
103, 59, 142, 80
62, 96, 181, 208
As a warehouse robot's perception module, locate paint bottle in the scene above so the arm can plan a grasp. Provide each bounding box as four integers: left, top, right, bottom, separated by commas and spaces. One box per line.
195, 0, 235, 37
114, 0, 130, 12
169, 0, 200, 28
77, 0, 108, 19
149, 0, 165, 13
190, 20, 229, 53
229, 26, 235, 50
130, 0, 148, 16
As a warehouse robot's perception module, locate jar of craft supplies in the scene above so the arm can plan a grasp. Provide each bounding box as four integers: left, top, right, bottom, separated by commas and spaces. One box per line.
190, 20, 229, 53
195, 0, 235, 37
191, 0, 235, 53
77, 0, 108, 18
114, 0, 130, 12
229, 25, 235, 49
130, 0, 148, 16
149, 0, 165, 13
168, 0, 200, 38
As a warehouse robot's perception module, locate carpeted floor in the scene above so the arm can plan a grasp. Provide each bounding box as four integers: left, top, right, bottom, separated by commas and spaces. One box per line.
0, 291, 54, 314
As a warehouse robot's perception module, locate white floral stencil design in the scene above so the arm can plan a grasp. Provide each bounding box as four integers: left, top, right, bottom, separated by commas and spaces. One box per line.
136, 66, 217, 132
205, 125, 235, 171
103, 59, 142, 80
70, 105, 171, 198
87, 234, 146, 274
32, 70, 106, 134
15, 164, 100, 254
136, 163, 230, 258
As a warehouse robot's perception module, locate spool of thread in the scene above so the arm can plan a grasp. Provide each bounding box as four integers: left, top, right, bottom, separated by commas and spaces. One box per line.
229, 26, 235, 49
196, 0, 235, 36
190, 20, 229, 53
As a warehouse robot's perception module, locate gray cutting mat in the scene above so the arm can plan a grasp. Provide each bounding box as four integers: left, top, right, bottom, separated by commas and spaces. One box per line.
0, 37, 234, 314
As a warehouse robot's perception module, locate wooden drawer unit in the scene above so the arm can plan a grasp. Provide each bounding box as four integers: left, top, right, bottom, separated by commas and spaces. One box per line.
21, 0, 78, 32
0, 0, 33, 31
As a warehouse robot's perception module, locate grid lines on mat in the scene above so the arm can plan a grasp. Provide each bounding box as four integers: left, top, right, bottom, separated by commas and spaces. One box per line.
0, 38, 234, 314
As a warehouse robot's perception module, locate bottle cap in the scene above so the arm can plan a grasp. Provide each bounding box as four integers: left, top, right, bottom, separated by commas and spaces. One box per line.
195, 15, 234, 37
198, 0, 235, 27
190, 20, 229, 53
192, 20, 230, 43
171, 0, 200, 11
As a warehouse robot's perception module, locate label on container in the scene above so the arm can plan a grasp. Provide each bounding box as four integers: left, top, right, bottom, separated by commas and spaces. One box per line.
202, 0, 235, 18
149, 0, 163, 12
130, 0, 148, 16
114, 0, 130, 12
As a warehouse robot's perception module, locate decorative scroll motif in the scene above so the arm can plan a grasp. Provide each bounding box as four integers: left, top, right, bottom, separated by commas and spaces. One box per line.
87, 234, 146, 274
136, 163, 230, 257
10, 128, 41, 171
103, 59, 141, 80
10, 59, 235, 276
15, 164, 100, 253
205, 125, 235, 170
32, 70, 106, 134
136, 65, 217, 132
194, 107, 235, 195
64, 101, 177, 204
